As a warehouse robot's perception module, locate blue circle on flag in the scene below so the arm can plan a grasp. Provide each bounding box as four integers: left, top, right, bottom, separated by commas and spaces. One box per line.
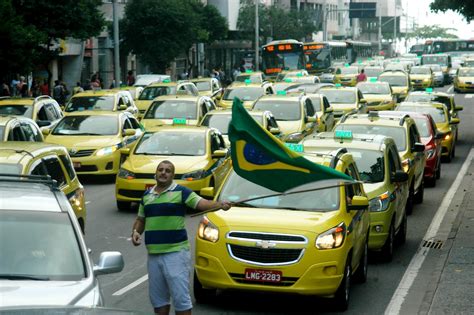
243, 143, 276, 165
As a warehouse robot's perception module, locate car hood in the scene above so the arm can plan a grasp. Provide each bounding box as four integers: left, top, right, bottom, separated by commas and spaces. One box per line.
391, 86, 408, 94
276, 120, 302, 135
0, 280, 96, 307
410, 74, 431, 80
125, 155, 209, 174
208, 207, 341, 234
458, 76, 474, 82
141, 118, 199, 129
45, 135, 120, 149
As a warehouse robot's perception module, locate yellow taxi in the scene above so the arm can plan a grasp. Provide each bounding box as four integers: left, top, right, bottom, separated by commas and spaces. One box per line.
378, 70, 411, 102
219, 82, 275, 109
356, 81, 396, 111
141, 95, 217, 130
453, 67, 474, 93
199, 109, 281, 146
233, 71, 266, 84
319, 85, 368, 120
396, 102, 459, 162
409, 66, 434, 90
190, 78, 223, 101
64, 89, 139, 118
135, 81, 199, 118
0, 96, 63, 128
335, 112, 426, 214
0, 116, 44, 141
115, 126, 231, 211
251, 92, 317, 143
334, 66, 359, 87
42, 111, 143, 175
303, 131, 409, 261
116, 85, 143, 100
194, 151, 370, 310
305, 93, 336, 132
275, 70, 309, 82
0, 142, 86, 232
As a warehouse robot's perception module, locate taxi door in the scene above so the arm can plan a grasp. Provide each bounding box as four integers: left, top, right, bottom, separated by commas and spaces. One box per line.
121, 114, 142, 148
388, 146, 408, 228
209, 131, 231, 190
409, 125, 425, 191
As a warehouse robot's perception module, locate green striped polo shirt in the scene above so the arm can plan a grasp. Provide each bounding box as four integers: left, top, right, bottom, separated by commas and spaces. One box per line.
138, 182, 202, 254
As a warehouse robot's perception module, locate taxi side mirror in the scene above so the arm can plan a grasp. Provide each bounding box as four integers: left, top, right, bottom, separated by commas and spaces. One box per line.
435, 131, 446, 140
120, 148, 131, 156
306, 116, 317, 123
200, 187, 215, 198
359, 99, 367, 104
269, 127, 281, 135
118, 104, 127, 110
450, 118, 460, 125
123, 129, 136, 136
347, 196, 368, 211
37, 120, 51, 127
391, 170, 408, 183
413, 142, 425, 152
325, 107, 333, 113
212, 149, 227, 158
455, 106, 463, 111
42, 128, 51, 136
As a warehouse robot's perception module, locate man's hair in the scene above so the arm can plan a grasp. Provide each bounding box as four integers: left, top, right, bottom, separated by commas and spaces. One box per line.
157, 160, 175, 173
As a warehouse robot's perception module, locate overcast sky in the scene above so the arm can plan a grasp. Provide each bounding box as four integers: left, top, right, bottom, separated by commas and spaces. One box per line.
403, 0, 474, 38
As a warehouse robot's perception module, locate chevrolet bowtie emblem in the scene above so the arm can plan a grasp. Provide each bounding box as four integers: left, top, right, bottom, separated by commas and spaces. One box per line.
69, 148, 78, 155
255, 240, 277, 249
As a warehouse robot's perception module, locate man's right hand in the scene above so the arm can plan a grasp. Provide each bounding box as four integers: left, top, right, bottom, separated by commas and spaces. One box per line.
131, 230, 142, 246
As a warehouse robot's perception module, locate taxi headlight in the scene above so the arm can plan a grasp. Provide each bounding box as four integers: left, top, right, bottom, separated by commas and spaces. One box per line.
69, 187, 85, 210
182, 170, 206, 181
96, 145, 118, 156
285, 132, 304, 143
198, 216, 219, 242
369, 192, 390, 212
426, 148, 436, 159
444, 132, 452, 141
423, 78, 430, 82
118, 168, 136, 179
316, 223, 346, 249
402, 159, 411, 173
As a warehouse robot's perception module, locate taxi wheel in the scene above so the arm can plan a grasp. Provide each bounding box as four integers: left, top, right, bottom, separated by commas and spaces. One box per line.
396, 211, 407, 245
117, 201, 131, 212
334, 260, 351, 311
414, 179, 424, 204
436, 163, 441, 180
426, 175, 436, 187
354, 238, 368, 283
381, 223, 394, 262
193, 271, 216, 304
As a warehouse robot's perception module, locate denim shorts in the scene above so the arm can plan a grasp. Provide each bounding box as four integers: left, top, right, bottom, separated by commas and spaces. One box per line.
148, 250, 192, 311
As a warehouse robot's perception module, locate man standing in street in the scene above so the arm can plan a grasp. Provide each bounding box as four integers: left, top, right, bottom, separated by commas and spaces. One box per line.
131, 160, 231, 315
356, 69, 367, 83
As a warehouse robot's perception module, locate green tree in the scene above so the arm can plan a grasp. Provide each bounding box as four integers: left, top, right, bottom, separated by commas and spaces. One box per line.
5, 0, 105, 82
406, 25, 458, 40
430, 0, 474, 23
121, 0, 227, 74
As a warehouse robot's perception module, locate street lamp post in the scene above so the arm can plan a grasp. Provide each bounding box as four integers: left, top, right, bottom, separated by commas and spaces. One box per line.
112, 0, 120, 88
255, 0, 259, 71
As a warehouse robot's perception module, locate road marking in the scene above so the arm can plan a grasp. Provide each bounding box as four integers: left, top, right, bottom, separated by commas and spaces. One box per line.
465, 94, 474, 98
112, 274, 148, 296
85, 201, 91, 205
446, 86, 453, 93
385, 148, 474, 315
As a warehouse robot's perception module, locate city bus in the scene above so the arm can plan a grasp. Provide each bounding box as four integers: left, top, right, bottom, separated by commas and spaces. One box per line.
261, 39, 305, 80
424, 39, 474, 56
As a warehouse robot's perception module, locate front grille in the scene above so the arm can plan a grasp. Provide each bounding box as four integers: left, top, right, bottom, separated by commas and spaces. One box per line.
70, 149, 95, 157
228, 232, 306, 243
135, 173, 155, 179
75, 165, 98, 172
466, 82, 472, 85
228, 273, 298, 287
118, 189, 145, 199
228, 244, 303, 265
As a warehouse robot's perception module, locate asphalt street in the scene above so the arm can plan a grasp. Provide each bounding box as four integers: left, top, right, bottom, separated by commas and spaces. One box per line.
82, 84, 473, 314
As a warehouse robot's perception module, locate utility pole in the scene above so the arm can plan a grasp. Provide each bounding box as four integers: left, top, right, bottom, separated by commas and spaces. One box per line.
255, 0, 259, 71
378, 14, 382, 52
112, 0, 120, 87
394, 5, 397, 54
322, 0, 327, 41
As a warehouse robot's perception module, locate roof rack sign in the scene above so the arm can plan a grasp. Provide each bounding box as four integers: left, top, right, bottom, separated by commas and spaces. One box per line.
285, 143, 304, 152
335, 130, 353, 139
173, 118, 187, 125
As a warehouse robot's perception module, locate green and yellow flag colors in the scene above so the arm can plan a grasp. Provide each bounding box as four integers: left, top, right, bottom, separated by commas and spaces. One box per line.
228, 98, 353, 192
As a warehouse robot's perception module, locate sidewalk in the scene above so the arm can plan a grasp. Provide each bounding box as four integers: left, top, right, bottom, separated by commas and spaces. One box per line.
398, 157, 474, 314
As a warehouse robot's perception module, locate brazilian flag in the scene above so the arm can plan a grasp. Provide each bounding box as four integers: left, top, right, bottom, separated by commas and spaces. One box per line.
228, 98, 353, 192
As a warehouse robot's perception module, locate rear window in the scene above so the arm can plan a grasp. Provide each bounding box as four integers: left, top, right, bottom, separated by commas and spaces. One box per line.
336, 124, 407, 151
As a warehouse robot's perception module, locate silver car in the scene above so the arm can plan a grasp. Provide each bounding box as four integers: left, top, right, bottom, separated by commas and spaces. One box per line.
0, 174, 124, 308
429, 64, 445, 87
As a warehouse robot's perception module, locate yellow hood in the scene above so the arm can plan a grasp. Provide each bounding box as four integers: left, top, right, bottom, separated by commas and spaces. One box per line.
458, 76, 474, 83
45, 135, 120, 149
363, 95, 392, 102
410, 74, 431, 80
277, 120, 303, 135
124, 155, 210, 174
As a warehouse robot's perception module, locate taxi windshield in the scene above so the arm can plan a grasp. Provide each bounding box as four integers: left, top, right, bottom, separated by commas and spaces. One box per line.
52, 115, 118, 135
0, 210, 85, 280
410, 67, 431, 74
145, 100, 197, 120
413, 117, 431, 137
357, 83, 390, 95
320, 89, 356, 104
405, 95, 451, 109
135, 131, 206, 156
193, 81, 211, 91
397, 106, 446, 123
253, 100, 301, 121
235, 74, 263, 84
219, 171, 340, 211
336, 124, 407, 151
364, 68, 383, 77
0, 105, 33, 118
347, 149, 384, 183
139, 86, 176, 100
65, 95, 115, 112
458, 68, 474, 76
223, 87, 264, 101
379, 75, 408, 87
201, 114, 263, 135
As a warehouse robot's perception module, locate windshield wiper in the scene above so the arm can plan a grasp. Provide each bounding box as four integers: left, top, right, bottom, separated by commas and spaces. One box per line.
70, 132, 104, 135
0, 274, 50, 281
232, 202, 258, 208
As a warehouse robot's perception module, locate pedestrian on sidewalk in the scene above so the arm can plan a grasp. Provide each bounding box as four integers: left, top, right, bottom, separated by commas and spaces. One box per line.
130, 160, 231, 315
40, 80, 50, 96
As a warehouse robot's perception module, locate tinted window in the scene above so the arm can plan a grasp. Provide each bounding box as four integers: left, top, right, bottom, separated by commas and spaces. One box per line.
139, 86, 176, 100
43, 156, 66, 186
357, 83, 391, 94
194, 81, 211, 91
53, 116, 118, 136
59, 154, 76, 180
336, 124, 407, 151
379, 75, 408, 87
413, 117, 432, 137
253, 100, 301, 120
21, 123, 42, 142
397, 106, 446, 123
134, 131, 206, 156
320, 89, 356, 103
144, 100, 197, 120
65, 96, 115, 112
222, 87, 264, 101
347, 149, 384, 183
0, 105, 33, 118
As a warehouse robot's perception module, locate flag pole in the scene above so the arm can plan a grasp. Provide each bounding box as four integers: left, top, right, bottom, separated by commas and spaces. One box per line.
190, 180, 359, 217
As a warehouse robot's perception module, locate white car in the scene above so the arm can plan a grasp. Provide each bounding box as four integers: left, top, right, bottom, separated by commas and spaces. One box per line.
429, 65, 445, 87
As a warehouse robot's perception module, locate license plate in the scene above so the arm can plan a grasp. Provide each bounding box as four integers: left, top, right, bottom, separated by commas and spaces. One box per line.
244, 269, 282, 283
73, 162, 81, 169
